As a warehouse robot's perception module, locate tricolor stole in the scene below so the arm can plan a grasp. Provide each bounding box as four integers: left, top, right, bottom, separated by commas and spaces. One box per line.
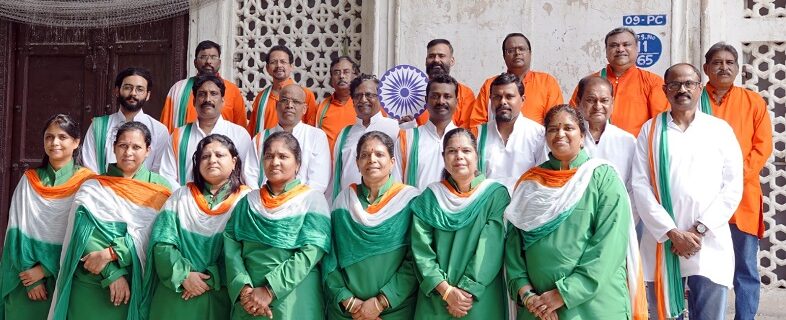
252, 86, 274, 136
504, 159, 648, 319
331, 125, 354, 201
397, 128, 420, 186
253, 129, 274, 187
171, 123, 194, 186
174, 77, 196, 129
647, 113, 685, 319
140, 183, 251, 315
412, 178, 507, 231
49, 176, 171, 320
323, 183, 419, 276
700, 87, 713, 115
0, 168, 94, 310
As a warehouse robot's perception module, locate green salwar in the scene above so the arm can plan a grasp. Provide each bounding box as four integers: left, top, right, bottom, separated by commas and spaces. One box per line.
410, 178, 509, 320
505, 153, 632, 319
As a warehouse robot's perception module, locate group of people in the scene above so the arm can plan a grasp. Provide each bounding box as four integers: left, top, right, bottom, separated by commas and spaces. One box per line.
0, 26, 773, 320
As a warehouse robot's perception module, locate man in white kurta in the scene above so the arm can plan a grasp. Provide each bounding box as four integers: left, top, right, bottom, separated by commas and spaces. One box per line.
159, 75, 254, 187
477, 73, 546, 191
393, 74, 459, 190
245, 84, 330, 192
632, 63, 742, 319
329, 74, 399, 201
82, 67, 168, 174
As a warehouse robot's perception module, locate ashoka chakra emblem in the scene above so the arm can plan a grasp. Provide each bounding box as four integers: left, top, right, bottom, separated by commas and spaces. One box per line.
378, 64, 428, 120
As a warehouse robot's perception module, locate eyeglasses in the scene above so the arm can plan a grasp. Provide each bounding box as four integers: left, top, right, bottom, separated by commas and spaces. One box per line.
330, 69, 355, 77
504, 46, 530, 55
120, 84, 147, 94
665, 81, 701, 91
352, 92, 378, 101
279, 97, 305, 106
197, 55, 220, 62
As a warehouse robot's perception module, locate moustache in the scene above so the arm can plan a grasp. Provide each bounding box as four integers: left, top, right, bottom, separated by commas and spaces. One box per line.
675, 93, 691, 99
200, 102, 215, 108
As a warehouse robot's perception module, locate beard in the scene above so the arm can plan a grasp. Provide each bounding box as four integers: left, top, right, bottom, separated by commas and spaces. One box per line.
118, 95, 145, 112
426, 62, 450, 77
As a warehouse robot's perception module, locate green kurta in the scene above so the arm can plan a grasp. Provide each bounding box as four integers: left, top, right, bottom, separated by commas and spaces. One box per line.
145, 183, 244, 320
324, 178, 419, 319
1, 161, 78, 320
66, 164, 171, 320
224, 180, 330, 320
410, 176, 509, 320
505, 152, 632, 319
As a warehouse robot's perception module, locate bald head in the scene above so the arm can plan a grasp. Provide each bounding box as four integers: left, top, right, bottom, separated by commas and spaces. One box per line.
277, 84, 307, 129
576, 76, 613, 101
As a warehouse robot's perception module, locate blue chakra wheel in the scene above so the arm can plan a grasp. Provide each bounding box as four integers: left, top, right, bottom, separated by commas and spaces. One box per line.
378, 64, 428, 120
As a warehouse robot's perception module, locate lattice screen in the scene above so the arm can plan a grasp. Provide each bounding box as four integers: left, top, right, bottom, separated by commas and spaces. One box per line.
233, 0, 363, 105
743, 41, 786, 288
745, 0, 786, 17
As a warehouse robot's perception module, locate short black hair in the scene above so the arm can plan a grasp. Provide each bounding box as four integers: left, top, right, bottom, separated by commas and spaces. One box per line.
195, 40, 221, 57
427, 39, 454, 54
263, 131, 302, 166
192, 74, 226, 98
114, 121, 152, 148
576, 76, 613, 101
192, 134, 245, 194
330, 56, 360, 74
604, 27, 637, 46
426, 73, 459, 98
114, 67, 153, 91
502, 33, 532, 53
704, 42, 739, 65
349, 73, 379, 97
266, 45, 294, 64
356, 131, 395, 161
544, 104, 587, 137
663, 63, 701, 82
490, 73, 524, 96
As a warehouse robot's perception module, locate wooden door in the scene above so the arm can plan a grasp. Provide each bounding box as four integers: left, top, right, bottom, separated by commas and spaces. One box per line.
0, 15, 188, 238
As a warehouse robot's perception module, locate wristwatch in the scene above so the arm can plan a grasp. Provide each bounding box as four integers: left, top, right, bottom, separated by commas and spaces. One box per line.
695, 222, 708, 235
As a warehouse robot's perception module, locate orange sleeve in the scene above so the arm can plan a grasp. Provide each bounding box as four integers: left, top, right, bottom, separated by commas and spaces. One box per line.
467, 78, 492, 128
225, 84, 248, 128
304, 99, 321, 126
247, 92, 263, 135
746, 94, 774, 180
540, 75, 564, 124
568, 85, 579, 107
454, 83, 476, 128
646, 74, 669, 117
160, 96, 175, 133
304, 88, 318, 124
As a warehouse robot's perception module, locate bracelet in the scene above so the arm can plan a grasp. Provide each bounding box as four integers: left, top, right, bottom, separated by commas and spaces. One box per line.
378, 294, 390, 309
108, 246, 118, 261
264, 286, 274, 299
442, 286, 454, 301
346, 297, 356, 313
374, 298, 383, 312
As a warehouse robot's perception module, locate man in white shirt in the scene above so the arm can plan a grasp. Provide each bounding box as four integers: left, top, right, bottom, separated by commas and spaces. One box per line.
160, 75, 254, 187
394, 74, 458, 190
329, 73, 400, 201
632, 63, 743, 319
82, 67, 169, 174
477, 72, 546, 191
246, 84, 330, 192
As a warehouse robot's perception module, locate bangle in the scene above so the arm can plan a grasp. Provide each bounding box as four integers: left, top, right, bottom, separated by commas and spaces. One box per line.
108, 246, 118, 261
346, 297, 356, 313
378, 294, 390, 309
442, 286, 454, 301
264, 286, 274, 299
374, 298, 383, 312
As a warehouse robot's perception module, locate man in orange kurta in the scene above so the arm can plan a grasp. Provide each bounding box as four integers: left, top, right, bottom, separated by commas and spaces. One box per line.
702, 42, 773, 320
467, 33, 563, 127
159, 40, 247, 133
568, 27, 669, 137
304, 56, 359, 154
415, 39, 475, 128
247, 45, 317, 136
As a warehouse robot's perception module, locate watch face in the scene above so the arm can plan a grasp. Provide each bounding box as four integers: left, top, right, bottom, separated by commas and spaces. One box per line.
697, 224, 707, 233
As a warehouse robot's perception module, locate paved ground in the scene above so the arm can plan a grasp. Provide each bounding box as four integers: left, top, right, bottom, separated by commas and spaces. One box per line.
726, 288, 786, 319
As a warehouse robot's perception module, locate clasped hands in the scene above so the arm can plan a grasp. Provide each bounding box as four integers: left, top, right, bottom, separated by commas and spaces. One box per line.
341, 294, 387, 320
80, 247, 130, 306
667, 225, 704, 258
240, 284, 274, 319
18, 265, 47, 301
436, 281, 473, 318
520, 286, 563, 320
